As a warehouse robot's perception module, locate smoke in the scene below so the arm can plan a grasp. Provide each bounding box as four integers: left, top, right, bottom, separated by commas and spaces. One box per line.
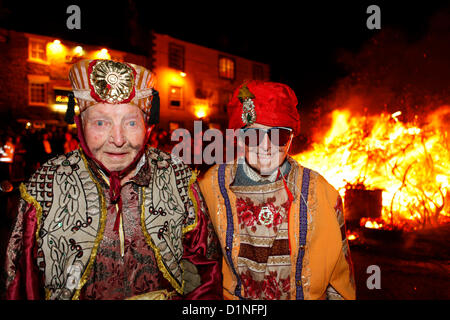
309, 8, 450, 141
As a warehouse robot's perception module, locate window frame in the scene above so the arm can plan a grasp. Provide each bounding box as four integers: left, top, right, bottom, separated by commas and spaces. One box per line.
168, 42, 185, 71
28, 38, 48, 64
28, 75, 49, 106
168, 85, 183, 110
218, 55, 236, 81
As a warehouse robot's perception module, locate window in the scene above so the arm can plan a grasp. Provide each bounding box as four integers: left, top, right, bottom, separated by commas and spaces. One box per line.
169, 86, 183, 109
253, 64, 264, 80
219, 89, 233, 113
168, 42, 185, 71
218, 56, 235, 80
28, 75, 49, 106
29, 83, 47, 105
29, 39, 47, 62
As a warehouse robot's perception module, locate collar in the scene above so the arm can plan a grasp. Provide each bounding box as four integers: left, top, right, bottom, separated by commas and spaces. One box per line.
81, 148, 151, 188
241, 158, 291, 184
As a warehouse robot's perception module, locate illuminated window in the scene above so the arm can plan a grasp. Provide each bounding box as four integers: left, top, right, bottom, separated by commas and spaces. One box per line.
218, 56, 235, 80
253, 64, 264, 80
29, 39, 47, 62
169, 85, 183, 109
168, 42, 185, 71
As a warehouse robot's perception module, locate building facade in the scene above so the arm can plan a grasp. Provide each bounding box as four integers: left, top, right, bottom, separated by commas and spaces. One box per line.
0, 28, 270, 133
152, 33, 270, 132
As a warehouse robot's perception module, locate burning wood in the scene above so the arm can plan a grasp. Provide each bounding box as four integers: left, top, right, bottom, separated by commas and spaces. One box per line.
294, 106, 450, 230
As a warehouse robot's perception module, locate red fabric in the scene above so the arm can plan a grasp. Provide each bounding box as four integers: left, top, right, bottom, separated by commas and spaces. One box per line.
228, 81, 301, 136
180, 184, 223, 300
6, 204, 43, 300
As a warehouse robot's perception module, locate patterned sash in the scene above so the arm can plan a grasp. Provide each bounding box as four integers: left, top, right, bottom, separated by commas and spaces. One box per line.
218, 163, 243, 299
296, 167, 310, 299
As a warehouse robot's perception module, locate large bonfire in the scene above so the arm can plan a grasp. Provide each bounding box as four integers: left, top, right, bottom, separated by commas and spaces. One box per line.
293, 106, 450, 231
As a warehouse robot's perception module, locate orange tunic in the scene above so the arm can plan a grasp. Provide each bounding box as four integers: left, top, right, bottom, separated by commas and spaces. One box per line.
199, 157, 356, 300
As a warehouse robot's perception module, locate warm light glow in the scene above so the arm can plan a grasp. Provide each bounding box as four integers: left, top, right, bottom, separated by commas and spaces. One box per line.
347, 234, 357, 241
180, 72, 187, 77
95, 48, 111, 59
74, 46, 84, 56
195, 106, 207, 119
364, 220, 383, 229
47, 39, 65, 56
52, 104, 80, 114
170, 74, 184, 86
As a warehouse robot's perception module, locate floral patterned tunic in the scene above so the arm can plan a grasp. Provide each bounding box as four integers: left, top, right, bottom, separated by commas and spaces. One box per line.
230, 164, 293, 300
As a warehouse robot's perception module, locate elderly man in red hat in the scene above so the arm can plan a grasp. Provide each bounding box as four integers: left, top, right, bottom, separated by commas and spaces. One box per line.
4, 59, 222, 300
199, 80, 355, 300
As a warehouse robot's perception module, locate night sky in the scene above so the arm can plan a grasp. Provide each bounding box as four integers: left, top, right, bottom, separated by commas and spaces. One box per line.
1, 0, 448, 115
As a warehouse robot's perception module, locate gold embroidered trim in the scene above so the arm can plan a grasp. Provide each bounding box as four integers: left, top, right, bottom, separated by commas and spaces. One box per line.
140, 187, 184, 295
240, 231, 289, 246
45, 288, 52, 300
183, 169, 199, 234
225, 164, 242, 297
19, 183, 43, 242
237, 256, 291, 273
126, 289, 176, 300
72, 150, 108, 300
302, 170, 318, 300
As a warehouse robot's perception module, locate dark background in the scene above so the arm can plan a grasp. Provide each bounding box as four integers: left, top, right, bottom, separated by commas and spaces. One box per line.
1, 0, 448, 115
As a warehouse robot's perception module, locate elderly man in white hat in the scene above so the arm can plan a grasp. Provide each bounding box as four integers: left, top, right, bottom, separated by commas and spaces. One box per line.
4, 59, 222, 300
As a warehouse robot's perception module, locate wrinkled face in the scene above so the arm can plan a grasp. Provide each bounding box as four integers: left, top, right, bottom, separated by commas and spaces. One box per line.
83, 103, 147, 172
239, 123, 293, 175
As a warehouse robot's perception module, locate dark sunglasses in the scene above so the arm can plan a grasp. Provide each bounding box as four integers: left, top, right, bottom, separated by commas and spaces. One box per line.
240, 127, 293, 147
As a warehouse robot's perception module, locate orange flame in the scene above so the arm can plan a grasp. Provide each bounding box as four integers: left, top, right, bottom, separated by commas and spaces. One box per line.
293, 106, 450, 230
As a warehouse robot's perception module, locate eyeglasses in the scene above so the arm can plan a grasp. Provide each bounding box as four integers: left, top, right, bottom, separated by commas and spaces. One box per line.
240, 127, 293, 147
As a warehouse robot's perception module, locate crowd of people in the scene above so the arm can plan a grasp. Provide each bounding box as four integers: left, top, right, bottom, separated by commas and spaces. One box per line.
0, 126, 79, 183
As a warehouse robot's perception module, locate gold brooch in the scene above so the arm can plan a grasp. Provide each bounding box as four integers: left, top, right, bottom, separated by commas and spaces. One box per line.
89, 60, 135, 103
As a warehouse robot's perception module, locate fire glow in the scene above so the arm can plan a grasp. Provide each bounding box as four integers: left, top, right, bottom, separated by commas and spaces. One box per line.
293, 106, 450, 230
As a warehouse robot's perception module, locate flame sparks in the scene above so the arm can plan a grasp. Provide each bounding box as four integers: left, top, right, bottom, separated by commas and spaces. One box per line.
293, 106, 450, 230
364, 220, 383, 230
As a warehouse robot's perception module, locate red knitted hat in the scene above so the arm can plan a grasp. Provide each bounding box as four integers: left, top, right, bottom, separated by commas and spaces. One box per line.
227, 80, 301, 136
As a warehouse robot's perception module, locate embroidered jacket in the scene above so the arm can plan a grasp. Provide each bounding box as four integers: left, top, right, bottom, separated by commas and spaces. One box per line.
199, 157, 356, 300
4, 147, 222, 300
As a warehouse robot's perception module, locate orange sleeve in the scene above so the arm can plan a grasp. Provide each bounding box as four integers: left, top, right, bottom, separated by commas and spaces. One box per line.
322, 179, 356, 300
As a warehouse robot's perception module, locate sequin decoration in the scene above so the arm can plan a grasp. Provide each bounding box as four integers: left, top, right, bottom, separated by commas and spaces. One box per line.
89, 60, 135, 103
238, 84, 257, 125
258, 206, 274, 226
241, 98, 256, 125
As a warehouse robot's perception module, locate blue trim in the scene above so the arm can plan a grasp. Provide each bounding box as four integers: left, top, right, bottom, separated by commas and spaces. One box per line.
218, 164, 243, 299
296, 167, 311, 300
